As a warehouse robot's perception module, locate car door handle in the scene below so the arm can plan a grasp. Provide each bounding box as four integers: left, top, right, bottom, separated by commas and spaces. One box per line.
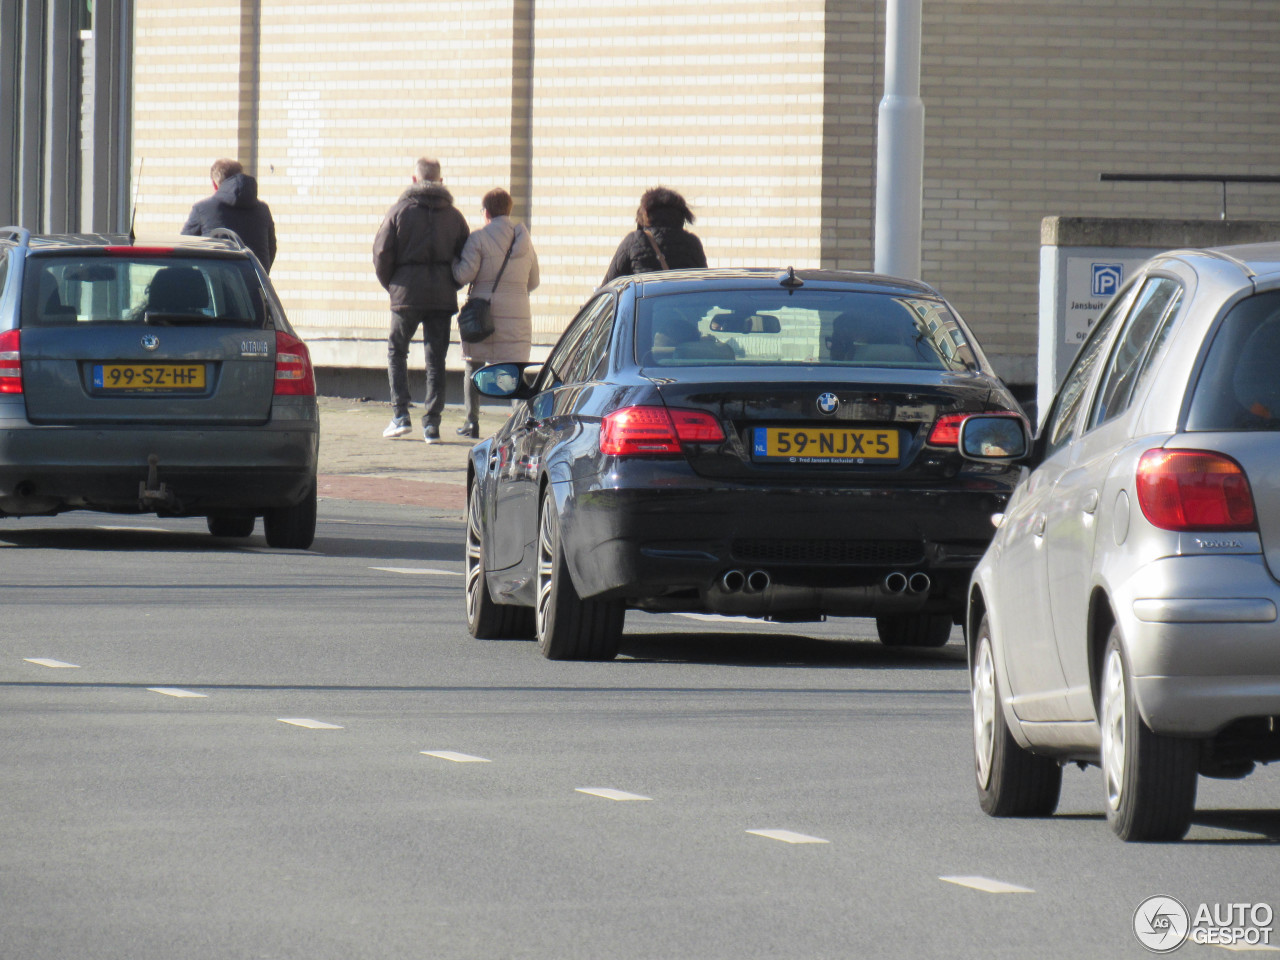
1033, 514, 1046, 537
1082, 489, 1099, 515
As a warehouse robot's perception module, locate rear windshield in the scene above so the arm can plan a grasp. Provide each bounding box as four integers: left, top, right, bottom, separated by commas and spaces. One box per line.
1187, 290, 1280, 431
21, 255, 267, 328
635, 289, 977, 371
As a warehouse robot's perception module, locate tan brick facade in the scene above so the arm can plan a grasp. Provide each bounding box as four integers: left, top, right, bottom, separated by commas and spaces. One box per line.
131, 0, 1280, 386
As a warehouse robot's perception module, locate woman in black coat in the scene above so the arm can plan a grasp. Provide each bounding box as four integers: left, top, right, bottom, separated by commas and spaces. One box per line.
602, 186, 707, 283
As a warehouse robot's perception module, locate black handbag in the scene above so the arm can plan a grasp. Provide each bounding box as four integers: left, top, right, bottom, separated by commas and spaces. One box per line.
458, 231, 518, 343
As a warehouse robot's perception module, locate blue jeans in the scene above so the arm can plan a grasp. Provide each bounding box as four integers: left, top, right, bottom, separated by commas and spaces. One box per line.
387, 307, 452, 425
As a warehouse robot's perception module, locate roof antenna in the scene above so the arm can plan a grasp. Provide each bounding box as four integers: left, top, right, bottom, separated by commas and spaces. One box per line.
128, 158, 144, 243
779, 265, 804, 289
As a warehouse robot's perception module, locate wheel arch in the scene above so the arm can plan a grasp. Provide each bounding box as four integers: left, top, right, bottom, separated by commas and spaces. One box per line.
1087, 586, 1118, 716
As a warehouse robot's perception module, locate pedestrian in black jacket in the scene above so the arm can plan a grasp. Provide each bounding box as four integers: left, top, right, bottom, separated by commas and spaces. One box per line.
181, 159, 277, 271
372, 157, 471, 442
602, 186, 707, 283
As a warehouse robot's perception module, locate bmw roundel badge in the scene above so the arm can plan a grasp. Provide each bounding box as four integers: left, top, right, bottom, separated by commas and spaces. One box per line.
816, 392, 839, 415
141, 334, 160, 351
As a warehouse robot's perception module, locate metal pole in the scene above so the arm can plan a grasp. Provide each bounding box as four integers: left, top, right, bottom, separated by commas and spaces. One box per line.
873, 0, 924, 280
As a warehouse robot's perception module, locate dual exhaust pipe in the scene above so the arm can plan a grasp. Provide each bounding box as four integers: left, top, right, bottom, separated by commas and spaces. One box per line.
719, 569, 771, 594
883, 571, 931, 595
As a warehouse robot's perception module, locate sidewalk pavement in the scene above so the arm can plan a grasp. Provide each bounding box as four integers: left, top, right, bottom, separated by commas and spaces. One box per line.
316, 397, 509, 512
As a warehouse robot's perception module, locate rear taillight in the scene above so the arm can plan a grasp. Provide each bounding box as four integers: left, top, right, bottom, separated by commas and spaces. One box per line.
927, 412, 968, 446
1136, 449, 1257, 532
0, 329, 22, 394
599, 405, 725, 456
273, 330, 315, 396
928, 410, 1023, 446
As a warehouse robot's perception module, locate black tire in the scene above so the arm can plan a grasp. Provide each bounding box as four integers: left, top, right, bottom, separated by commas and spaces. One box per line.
206, 514, 255, 538
971, 615, 1062, 816
263, 479, 317, 550
1100, 627, 1199, 841
876, 612, 954, 647
535, 488, 623, 661
465, 482, 534, 639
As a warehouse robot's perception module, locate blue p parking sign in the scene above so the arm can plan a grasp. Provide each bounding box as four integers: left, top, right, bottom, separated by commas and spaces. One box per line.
1092, 262, 1124, 297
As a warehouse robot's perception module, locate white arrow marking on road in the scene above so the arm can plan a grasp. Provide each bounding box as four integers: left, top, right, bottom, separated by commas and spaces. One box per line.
148, 687, 208, 698
675, 613, 765, 623
96, 525, 170, 533
422, 751, 491, 763
370, 567, 462, 576
746, 829, 830, 845
278, 718, 344, 729
576, 788, 652, 802
24, 658, 80, 668
939, 876, 1034, 894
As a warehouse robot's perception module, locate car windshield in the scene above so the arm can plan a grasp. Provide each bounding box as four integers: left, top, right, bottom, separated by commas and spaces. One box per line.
1187, 290, 1280, 431
634, 289, 977, 371
21, 255, 267, 328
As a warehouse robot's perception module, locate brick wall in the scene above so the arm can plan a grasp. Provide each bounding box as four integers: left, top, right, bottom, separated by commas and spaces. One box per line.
131, 0, 1280, 386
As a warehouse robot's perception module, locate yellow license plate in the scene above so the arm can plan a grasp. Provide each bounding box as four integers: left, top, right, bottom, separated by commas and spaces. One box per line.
753, 427, 899, 461
93, 364, 207, 390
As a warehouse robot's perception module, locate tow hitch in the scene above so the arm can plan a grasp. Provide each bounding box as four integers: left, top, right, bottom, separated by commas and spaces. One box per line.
138, 454, 181, 511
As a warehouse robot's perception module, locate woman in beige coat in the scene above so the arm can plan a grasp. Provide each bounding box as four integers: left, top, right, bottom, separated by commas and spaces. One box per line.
452, 188, 540, 438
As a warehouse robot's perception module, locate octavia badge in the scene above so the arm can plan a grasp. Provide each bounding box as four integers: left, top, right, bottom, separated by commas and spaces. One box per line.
141, 334, 160, 351
816, 392, 839, 415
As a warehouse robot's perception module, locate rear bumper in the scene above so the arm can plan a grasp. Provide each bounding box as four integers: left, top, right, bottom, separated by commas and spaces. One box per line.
0, 408, 318, 515
1116, 554, 1280, 736
557, 466, 1010, 617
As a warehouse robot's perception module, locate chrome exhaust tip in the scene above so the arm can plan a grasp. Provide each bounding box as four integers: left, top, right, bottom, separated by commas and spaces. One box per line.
720, 569, 746, 593
908, 572, 931, 594
883, 572, 908, 594
745, 570, 771, 593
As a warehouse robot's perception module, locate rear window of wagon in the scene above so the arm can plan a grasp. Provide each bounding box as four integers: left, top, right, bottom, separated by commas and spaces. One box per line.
1187, 290, 1280, 431
22, 255, 267, 328
635, 289, 977, 371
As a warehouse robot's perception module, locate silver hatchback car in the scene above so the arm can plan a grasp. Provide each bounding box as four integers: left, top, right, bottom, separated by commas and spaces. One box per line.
961, 242, 1280, 841
0, 229, 319, 547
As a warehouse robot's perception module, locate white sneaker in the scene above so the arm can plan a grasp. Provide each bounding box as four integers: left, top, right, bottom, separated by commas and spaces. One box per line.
382, 419, 411, 439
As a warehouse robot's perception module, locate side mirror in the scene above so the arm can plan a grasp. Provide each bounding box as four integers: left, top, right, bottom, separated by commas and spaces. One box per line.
957, 414, 1029, 462
474, 361, 539, 400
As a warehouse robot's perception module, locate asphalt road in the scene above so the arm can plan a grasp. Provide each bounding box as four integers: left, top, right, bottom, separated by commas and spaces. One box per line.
2, 500, 1278, 960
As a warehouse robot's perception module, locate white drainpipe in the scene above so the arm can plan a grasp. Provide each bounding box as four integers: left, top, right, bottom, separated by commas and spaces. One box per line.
874, 0, 925, 281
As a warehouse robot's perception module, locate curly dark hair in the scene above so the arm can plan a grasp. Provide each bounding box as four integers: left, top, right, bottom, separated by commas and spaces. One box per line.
637, 187, 695, 228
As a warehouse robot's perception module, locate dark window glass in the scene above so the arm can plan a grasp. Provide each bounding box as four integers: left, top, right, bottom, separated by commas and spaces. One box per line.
633, 290, 976, 370
539, 295, 606, 390
1043, 286, 1133, 454
21, 256, 266, 328
1187, 290, 1280, 431
1089, 278, 1183, 429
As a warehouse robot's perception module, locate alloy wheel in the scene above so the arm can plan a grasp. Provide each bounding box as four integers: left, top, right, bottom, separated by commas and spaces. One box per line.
536, 502, 556, 641
972, 636, 997, 789
1101, 646, 1127, 813
465, 485, 484, 626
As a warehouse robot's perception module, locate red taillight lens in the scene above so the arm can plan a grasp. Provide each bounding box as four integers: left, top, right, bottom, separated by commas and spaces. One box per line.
599, 406, 724, 456
273, 330, 316, 396
1136, 449, 1257, 532
927, 412, 969, 446
0, 329, 22, 394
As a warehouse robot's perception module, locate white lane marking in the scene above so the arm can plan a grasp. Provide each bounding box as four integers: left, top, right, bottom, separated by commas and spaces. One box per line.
575, 788, 652, 802
278, 718, 343, 729
24, 658, 80, 668
370, 566, 462, 576
96, 525, 170, 533
746, 829, 830, 845
675, 613, 763, 623
148, 687, 208, 698
939, 875, 1034, 894
421, 750, 491, 763
1215, 943, 1280, 952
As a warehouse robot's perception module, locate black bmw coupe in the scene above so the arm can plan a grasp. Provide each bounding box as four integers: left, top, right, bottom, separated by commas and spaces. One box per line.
465, 267, 1025, 660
